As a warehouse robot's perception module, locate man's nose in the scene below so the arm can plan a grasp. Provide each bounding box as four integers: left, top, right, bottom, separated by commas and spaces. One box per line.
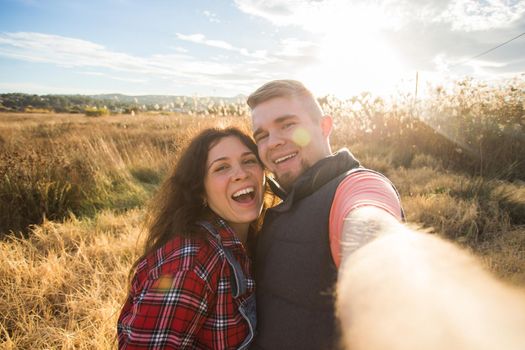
267, 131, 284, 149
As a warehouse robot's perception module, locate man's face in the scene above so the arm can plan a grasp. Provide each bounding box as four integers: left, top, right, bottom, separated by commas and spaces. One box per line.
252, 96, 331, 191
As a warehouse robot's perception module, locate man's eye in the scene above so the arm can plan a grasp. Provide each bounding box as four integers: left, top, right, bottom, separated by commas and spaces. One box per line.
255, 134, 268, 143
283, 122, 295, 129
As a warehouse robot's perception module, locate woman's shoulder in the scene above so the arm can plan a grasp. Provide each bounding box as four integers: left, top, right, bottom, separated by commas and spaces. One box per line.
138, 233, 226, 286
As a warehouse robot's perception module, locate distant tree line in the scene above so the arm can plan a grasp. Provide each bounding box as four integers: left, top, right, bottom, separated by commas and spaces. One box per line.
0, 93, 140, 114
0, 93, 249, 116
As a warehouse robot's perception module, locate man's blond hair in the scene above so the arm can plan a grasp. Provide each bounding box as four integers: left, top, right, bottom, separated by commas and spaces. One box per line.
247, 80, 323, 120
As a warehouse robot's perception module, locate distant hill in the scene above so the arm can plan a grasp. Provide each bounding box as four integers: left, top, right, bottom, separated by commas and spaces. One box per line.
0, 93, 248, 114
89, 93, 246, 105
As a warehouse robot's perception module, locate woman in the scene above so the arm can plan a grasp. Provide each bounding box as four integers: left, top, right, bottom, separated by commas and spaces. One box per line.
118, 127, 265, 349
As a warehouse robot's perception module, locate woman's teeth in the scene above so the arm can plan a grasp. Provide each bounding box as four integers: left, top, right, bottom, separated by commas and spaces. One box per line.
232, 187, 255, 202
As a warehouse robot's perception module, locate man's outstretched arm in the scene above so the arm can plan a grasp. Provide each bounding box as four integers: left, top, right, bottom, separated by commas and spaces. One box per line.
336, 206, 525, 350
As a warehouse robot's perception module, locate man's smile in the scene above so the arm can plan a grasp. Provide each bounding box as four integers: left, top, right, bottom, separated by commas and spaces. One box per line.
273, 152, 298, 164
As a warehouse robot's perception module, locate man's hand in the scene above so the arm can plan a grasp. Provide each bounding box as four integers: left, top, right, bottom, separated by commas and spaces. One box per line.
336, 208, 525, 350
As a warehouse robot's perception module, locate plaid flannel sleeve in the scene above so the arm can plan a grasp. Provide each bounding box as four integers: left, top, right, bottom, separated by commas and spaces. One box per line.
118, 270, 213, 349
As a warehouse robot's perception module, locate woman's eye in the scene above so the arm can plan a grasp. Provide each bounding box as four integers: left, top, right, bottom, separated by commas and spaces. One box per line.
244, 157, 258, 165
214, 164, 229, 172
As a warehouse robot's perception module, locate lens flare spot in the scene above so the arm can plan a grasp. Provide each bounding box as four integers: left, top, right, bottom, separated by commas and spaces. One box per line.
292, 127, 311, 147
152, 275, 173, 291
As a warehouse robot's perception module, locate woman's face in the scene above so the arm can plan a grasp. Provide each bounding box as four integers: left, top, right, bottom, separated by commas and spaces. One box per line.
204, 136, 265, 230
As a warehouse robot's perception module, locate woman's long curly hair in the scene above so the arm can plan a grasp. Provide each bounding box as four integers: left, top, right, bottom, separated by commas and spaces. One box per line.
131, 127, 263, 273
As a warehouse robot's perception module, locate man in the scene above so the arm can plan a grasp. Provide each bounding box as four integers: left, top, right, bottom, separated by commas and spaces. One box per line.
248, 80, 525, 350
247, 80, 403, 349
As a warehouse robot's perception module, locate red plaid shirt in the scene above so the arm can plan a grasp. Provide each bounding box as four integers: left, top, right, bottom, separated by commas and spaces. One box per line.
117, 218, 255, 349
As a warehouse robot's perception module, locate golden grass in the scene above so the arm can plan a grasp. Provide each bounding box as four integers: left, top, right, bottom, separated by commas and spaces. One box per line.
0, 112, 251, 233
475, 227, 525, 286
0, 209, 143, 349
0, 107, 524, 348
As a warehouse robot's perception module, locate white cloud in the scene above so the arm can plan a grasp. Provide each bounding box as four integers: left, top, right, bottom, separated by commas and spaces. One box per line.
0, 82, 110, 95
0, 32, 228, 76
175, 32, 268, 58
234, 0, 525, 32
467, 59, 507, 69
0, 32, 145, 71
78, 71, 147, 83
234, 0, 525, 94
234, 0, 303, 26
235, 0, 409, 33
463, 58, 511, 77
173, 46, 188, 53
176, 33, 234, 50
203, 10, 221, 23
437, 0, 525, 31
0, 31, 315, 95
0, 32, 242, 85
79, 71, 105, 76
278, 38, 315, 57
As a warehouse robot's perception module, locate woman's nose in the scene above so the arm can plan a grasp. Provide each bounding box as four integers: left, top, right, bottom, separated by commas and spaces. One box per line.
232, 164, 249, 181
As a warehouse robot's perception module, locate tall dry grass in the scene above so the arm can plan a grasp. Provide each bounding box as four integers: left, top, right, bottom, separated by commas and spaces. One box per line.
0, 113, 250, 234
1, 78, 524, 348
0, 210, 143, 349
1, 154, 523, 349
327, 76, 525, 180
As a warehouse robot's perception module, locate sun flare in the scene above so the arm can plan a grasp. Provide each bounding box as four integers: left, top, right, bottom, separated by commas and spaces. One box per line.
296, 2, 408, 98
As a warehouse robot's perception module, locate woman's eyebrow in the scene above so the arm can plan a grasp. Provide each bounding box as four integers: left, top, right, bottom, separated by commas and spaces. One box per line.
207, 156, 228, 170
207, 152, 255, 169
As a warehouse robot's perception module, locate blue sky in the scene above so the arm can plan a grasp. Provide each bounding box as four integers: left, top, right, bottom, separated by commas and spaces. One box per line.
0, 0, 524, 97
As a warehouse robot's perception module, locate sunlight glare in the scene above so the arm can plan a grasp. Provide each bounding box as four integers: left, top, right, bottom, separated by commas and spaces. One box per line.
296, 2, 408, 98
292, 127, 311, 147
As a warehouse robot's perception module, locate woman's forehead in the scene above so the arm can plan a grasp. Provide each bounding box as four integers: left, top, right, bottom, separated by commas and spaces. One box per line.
207, 136, 253, 162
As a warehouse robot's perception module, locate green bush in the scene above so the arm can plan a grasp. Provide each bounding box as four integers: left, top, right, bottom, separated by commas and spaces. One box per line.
84, 106, 109, 117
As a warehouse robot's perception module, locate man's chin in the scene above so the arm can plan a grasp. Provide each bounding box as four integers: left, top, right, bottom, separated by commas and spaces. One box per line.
275, 172, 298, 192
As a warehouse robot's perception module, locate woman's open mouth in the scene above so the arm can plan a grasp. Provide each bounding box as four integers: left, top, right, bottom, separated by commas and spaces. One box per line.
232, 187, 255, 203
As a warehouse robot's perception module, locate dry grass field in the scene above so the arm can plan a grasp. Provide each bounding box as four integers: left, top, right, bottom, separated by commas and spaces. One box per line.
1, 81, 524, 348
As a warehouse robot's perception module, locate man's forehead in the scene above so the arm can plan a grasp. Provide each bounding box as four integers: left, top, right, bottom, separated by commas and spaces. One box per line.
252, 112, 297, 133
250, 97, 299, 124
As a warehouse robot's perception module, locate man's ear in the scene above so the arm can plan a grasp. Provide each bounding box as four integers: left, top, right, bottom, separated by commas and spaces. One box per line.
320, 115, 333, 138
